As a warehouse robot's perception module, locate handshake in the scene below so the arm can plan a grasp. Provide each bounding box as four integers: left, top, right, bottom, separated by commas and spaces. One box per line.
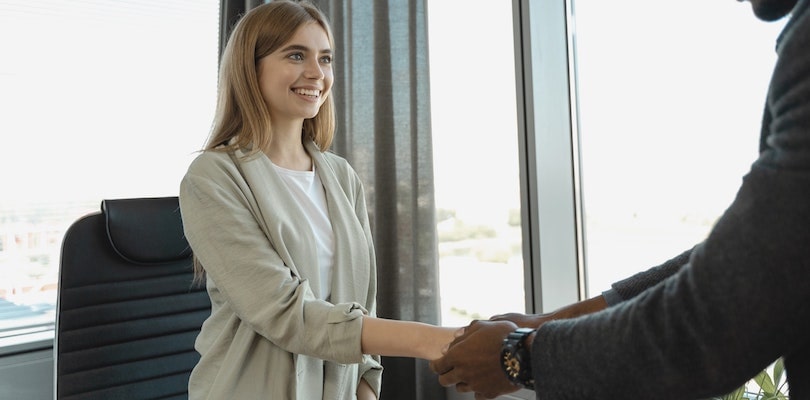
427, 296, 608, 399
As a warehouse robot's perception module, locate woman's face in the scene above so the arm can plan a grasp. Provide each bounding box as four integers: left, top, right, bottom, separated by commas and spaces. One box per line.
257, 21, 333, 125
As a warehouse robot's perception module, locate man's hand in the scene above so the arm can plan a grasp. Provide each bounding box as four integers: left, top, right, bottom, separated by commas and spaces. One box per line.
491, 295, 608, 327
489, 312, 545, 328
429, 320, 520, 399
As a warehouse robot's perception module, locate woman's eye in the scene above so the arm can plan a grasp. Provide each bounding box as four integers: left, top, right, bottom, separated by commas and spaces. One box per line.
320, 55, 333, 64
288, 53, 304, 61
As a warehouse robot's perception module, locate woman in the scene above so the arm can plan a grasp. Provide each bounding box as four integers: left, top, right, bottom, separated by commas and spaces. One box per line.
179, 1, 455, 399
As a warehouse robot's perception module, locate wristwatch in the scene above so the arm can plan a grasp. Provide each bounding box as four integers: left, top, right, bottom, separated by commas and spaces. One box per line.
500, 327, 536, 390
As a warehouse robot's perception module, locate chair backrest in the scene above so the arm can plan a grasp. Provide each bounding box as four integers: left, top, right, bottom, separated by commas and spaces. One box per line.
55, 197, 210, 400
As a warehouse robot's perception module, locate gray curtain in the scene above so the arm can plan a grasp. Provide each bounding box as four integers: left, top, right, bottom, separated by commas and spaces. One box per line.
219, 1, 443, 399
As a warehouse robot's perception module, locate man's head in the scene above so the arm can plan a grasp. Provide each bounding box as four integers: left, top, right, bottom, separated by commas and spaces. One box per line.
744, 0, 799, 21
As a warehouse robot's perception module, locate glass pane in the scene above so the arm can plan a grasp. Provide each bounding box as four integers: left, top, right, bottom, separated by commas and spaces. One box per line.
0, 0, 219, 345
573, 0, 787, 295
427, 0, 524, 326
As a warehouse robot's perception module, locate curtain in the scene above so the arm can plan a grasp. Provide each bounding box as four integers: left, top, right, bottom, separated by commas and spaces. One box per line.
219, 1, 443, 399
219, 0, 265, 59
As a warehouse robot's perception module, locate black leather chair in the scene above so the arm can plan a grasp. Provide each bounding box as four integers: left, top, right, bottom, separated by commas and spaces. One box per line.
55, 197, 210, 400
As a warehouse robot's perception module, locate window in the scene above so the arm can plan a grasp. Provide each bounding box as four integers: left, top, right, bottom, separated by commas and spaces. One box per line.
427, 0, 525, 327
428, 0, 786, 337
0, 0, 219, 349
570, 1, 790, 394
573, 0, 787, 296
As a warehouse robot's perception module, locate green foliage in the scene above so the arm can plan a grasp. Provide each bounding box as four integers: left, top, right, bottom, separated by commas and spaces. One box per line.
710, 358, 789, 400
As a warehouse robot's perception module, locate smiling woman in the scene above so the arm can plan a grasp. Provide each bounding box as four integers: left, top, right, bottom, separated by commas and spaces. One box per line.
178, 2, 456, 399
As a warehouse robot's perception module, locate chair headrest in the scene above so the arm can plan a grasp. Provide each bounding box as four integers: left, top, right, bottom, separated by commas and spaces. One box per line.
103, 197, 192, 264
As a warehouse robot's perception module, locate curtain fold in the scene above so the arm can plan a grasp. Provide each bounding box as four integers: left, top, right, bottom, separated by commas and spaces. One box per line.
219, 0, 265, 59
218, 1, 442, 399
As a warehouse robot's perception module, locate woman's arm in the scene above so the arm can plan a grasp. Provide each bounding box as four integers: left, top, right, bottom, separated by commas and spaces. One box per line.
361, 316, 458, 360
357, 378, 377, 400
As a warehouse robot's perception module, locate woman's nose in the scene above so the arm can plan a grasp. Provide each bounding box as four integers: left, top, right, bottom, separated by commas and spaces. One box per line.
304, 59, 325, 79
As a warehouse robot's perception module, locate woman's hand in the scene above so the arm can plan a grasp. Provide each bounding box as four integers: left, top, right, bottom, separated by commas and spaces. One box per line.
429, 320, 520, 399
421, 326, 462, 360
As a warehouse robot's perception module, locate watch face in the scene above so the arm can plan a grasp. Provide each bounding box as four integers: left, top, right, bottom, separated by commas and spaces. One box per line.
501, 328, 535, 389
503, 351, 521, 379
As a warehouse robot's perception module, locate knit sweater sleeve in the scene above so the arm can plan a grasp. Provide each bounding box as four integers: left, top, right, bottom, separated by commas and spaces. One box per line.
602, 246, 695, 305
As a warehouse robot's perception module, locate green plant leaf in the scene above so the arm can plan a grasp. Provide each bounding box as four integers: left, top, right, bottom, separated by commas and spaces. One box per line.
755, 369, 776, 395
762, 391, 790, 400
718, 384, 746, 400
701, 362, 790, 400
773, 358, 785, 386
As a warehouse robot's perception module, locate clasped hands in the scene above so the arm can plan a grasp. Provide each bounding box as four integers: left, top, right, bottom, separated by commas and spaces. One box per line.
429, 297, 608, 399
429, 313, 545, 400
429, 319, 518, 399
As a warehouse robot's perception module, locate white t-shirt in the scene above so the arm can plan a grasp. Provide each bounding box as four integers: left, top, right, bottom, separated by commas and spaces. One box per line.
273, 163, 335, 301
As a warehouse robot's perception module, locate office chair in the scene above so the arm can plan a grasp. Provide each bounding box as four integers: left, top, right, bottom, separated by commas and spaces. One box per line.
55, 197, 210, 400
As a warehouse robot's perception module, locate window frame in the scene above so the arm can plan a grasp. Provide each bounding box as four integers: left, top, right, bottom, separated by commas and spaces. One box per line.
514, 0, 584, 315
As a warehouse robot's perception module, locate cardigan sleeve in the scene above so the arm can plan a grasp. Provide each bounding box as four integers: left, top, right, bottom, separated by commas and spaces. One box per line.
179, 154, 366, 364
342, 157, 385, 394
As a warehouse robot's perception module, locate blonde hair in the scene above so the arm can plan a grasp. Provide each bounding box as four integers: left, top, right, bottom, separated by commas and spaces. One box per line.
207, 0, 335, 154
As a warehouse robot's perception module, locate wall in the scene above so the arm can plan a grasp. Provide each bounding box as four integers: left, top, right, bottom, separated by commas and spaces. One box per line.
0, 337, 53, 400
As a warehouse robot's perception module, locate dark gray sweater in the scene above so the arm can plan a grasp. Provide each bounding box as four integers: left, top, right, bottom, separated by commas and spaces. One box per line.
532, 0, 810, 398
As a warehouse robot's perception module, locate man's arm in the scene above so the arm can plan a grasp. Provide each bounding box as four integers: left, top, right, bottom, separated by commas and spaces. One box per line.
490, 295, 608, 328
606, 247, 694, 303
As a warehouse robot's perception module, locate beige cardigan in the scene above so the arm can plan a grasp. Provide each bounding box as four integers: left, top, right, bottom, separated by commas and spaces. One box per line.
179, 141, 382, 399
